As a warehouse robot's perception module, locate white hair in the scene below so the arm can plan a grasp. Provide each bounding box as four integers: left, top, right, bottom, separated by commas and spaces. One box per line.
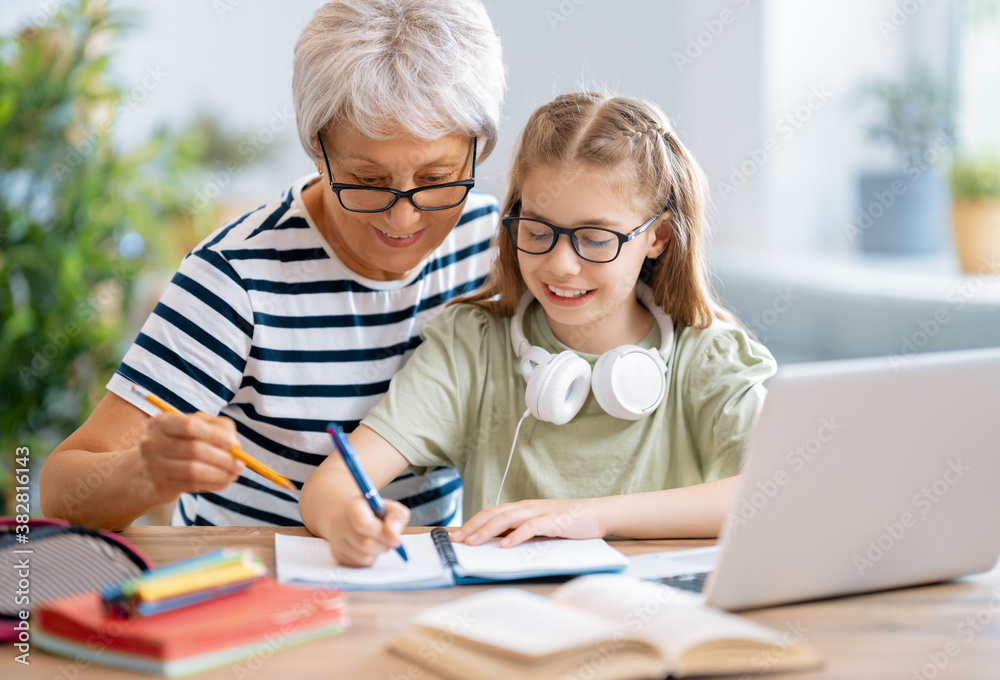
293, 0, 505, 162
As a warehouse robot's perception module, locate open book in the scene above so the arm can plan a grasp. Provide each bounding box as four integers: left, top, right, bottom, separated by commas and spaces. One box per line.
391, 574, 822, 679
275, 528, 628, 591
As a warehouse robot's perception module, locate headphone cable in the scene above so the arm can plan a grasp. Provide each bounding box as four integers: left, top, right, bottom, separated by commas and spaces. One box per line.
495, 409, 531, 506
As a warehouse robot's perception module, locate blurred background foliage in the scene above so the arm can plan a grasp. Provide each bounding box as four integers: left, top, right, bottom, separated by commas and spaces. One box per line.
952, 153, 1000, 198
860, 64, 955, 172
0, 0, 257, 512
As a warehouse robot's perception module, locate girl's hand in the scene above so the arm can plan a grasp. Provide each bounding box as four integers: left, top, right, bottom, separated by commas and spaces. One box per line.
323, 497, 410, 567
452, 498, 606, 548
138, 412, 245, 504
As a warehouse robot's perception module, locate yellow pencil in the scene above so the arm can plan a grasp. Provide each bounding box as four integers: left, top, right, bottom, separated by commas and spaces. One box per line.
136, 561, 267, 602
130, 383, 298, 493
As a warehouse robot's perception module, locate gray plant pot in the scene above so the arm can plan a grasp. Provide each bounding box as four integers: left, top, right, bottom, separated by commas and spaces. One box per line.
857, 172, 950, 254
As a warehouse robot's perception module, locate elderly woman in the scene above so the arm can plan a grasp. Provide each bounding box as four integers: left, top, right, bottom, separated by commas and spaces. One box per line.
39, 0, 505, 530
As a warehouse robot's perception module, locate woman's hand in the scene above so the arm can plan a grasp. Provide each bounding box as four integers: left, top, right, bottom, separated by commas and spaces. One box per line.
137, 412, 245, 504
452, 498, 607, 548
322, 497, 410, 567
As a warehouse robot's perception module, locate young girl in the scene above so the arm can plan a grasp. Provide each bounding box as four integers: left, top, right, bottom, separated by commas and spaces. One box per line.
300, 92, 776, 566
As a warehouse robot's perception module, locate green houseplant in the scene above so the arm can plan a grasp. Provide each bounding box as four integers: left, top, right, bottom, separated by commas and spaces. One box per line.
951, 153, 1000, 274
856, 65, 955, 254
0, 0, 221, 513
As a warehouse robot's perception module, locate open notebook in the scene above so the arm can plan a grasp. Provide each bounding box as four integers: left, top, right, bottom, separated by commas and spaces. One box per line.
275, 529, 629, 591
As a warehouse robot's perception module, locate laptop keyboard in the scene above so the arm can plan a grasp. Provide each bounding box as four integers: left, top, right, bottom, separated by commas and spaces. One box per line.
656, 571, 710, 593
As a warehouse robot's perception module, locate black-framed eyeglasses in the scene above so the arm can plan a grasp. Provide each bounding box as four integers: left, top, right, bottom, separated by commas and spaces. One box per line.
501, 208, 663, 263
317, 133, 476, 213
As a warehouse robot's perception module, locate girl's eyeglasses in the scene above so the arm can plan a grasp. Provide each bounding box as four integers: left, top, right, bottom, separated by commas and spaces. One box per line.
502, 210, 663, 263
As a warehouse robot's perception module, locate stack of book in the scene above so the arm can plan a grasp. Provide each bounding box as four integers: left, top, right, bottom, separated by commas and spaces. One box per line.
34, 549, 348, 677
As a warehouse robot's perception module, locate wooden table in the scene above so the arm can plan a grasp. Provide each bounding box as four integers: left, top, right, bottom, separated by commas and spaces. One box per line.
7, 526, 1000, 679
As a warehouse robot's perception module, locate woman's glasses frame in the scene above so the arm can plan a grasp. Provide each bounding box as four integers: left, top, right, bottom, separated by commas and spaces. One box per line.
317, 133, 476, 213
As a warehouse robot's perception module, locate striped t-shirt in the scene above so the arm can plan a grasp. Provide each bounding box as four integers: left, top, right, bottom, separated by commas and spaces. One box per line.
107, 174, 498, 527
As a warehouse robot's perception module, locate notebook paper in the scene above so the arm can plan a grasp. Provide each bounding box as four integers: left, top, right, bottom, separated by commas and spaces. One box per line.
275, 533, 452, 589
450, 537, 627, 579
275, 532, 628, 591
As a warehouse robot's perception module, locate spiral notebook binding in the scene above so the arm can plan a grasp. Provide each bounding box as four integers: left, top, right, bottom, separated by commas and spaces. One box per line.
430, 527, 459, 569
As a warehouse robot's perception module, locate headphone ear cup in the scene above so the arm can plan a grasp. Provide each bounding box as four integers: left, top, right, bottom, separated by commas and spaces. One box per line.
524, 351, 592, 425
592, 346, 667, 420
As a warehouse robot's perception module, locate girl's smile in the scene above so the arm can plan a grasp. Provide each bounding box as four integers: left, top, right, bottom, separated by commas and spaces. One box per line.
541, 284, 595, 306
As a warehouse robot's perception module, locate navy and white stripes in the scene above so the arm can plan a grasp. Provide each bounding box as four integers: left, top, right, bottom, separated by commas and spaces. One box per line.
108, 175, 498, 527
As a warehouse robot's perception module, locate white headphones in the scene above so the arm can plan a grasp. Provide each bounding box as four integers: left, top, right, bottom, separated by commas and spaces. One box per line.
510, 283, 675, 425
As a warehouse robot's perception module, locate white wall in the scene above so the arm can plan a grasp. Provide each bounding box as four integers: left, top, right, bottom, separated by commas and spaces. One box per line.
957, 3, 1000, 153
480, 0, 686, 198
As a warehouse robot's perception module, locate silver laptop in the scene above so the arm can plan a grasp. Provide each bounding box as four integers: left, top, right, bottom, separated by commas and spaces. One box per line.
628, 347, 1000, 611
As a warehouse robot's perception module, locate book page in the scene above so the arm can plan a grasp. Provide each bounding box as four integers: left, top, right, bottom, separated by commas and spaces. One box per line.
551, 574, 784, 660
411, 588, 626, 660
450, 537, 628, 579
274, 533, 450, 588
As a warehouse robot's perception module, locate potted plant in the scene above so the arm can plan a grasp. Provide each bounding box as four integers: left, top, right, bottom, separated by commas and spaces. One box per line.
0, 1, 221, 513
951, 153, 1000, 274
855, 65, 955, 254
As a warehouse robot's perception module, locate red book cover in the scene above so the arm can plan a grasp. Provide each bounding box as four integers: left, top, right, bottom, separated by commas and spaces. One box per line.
37, 579, 348, 660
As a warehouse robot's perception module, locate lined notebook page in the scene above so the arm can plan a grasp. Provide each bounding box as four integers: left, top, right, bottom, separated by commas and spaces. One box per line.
275, 534, 628, 588
451, 537, 629, 578
274, 533, 448, 587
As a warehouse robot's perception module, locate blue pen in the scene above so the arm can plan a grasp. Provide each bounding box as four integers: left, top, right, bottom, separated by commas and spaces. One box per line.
327, 424, 408, 562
